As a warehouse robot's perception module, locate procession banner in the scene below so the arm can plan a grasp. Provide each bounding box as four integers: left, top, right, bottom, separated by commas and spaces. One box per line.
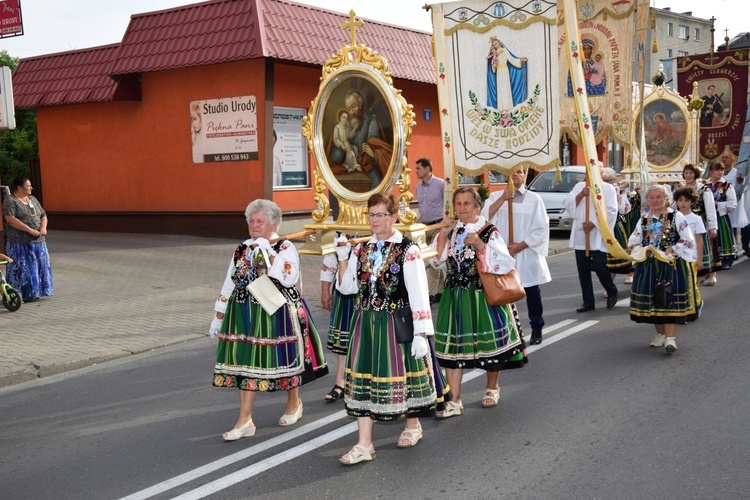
432, 0, 559, 176
557, 0, 636, 147
676, 49, 750, 163
561, 0, 630, 260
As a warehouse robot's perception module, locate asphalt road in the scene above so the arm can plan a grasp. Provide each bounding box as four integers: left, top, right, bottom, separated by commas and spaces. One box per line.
1, 249, 748, 500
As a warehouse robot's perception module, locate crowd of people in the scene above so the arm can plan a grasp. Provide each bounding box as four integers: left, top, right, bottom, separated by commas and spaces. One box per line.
206, 157, 747, 465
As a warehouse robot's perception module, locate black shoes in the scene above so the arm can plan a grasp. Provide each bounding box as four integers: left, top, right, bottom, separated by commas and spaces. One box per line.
606, 292, 618, 309
530, 330, 543, 345
429, 293, 442, 304
576, 303, 595, 313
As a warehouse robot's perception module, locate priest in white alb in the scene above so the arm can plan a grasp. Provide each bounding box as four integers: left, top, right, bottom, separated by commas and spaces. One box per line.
481, 167, 551, 345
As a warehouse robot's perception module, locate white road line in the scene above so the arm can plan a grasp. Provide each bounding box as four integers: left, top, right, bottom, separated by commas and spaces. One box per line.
121, 318, 600, 500
171, 422, 359, 500
120, 411, 348, 500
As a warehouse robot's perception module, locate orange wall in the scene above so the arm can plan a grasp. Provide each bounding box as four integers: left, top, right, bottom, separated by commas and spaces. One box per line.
35, 58, 445, 216
37, 59, 267, 212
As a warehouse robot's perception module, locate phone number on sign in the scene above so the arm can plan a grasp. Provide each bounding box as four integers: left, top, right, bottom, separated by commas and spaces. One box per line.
207, 153, 253, 162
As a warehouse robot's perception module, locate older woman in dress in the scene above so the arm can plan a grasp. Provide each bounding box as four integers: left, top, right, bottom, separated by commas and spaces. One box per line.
433, 187, 527, 417
2, 177, 53, 301
209, 199, 328, 441
628, 184, 698, 353
335, 193, 436, 465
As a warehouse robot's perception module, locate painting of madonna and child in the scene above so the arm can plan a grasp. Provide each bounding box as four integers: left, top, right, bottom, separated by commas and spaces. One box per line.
324, 79, 395, 194
634, 100, 688, 168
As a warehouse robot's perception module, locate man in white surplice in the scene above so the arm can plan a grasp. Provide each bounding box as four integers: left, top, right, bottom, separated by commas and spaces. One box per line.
481, 167, 551, 345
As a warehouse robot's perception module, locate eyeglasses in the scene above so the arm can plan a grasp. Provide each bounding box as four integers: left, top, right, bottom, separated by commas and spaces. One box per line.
366, 213, 393, 219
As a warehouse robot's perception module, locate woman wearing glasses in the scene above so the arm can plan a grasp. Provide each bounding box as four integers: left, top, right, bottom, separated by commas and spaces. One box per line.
2, 177, 54, 301
335, 193, 436, 465
433, 187, 527, 417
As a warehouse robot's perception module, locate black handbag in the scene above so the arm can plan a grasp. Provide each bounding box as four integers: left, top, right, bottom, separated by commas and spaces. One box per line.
393, 306, 414, 343
653, 263, 674, 308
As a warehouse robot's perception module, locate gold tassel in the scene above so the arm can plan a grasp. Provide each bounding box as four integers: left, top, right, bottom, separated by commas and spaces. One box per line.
555, 165, 562, 183
652, 38, 658, 53
650, 11, 656, 29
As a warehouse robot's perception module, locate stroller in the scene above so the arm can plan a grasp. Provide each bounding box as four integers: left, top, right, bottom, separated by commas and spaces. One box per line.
0, 259, 22, 312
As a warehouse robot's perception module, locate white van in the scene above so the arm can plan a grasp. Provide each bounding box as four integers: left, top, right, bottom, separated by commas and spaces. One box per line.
528, 166, 587, 231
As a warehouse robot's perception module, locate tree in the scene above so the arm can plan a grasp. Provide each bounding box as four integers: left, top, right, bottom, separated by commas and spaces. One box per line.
0, 50, 38, 186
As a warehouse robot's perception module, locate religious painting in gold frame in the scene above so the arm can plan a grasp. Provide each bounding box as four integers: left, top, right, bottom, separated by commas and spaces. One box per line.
631, 85, 692, 172
302, 13, 415, 225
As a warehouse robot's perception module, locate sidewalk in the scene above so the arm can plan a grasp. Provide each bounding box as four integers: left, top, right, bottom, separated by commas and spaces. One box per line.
0, 230, 571, 388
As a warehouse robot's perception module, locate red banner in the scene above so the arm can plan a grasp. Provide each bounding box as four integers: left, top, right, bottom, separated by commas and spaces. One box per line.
676, 49, 750, 162
0, 0, 23, 39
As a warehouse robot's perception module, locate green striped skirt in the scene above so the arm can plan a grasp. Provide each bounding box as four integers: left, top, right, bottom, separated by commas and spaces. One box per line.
344, 309, 437, 421
434, 284, 527, 371
327, 290, 355, 355
213, 297, 328, 391
630, 257, 698, 324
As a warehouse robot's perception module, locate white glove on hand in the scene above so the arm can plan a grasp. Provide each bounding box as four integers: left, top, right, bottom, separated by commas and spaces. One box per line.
411, 335, 429, 358
253, 237, 273, 253
209, 316, 223, 338
334, 236, 351, 261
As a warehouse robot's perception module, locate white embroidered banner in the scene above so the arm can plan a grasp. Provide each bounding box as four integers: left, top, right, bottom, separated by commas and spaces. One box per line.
557, 0, 636, 147
432, 0, 560, 175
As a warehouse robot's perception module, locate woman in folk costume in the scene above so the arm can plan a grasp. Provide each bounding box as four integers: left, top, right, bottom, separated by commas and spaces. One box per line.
628, 185, 698, 354
209, 200, 328, 441
682, 164, 718, 280
335, 193, 437, 465
703, 161, 737, 285
320, 248, 356, 403
434, 187, 527, 417
481, 167, 551, 345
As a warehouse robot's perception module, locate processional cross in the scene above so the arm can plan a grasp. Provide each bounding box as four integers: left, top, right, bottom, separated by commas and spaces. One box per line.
342, 10, 364, 46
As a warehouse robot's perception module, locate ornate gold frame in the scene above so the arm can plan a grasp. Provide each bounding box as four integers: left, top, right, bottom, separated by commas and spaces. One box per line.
301, 14, 416, 227
625, 82, 697, 183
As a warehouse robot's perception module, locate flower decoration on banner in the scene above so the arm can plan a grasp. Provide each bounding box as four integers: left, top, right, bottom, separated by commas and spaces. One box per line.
687, 97, 704, 112
576, 87, 583, 95
570, 41, 579, 58
439, 62, 446, 81
442, 108, 448, 117
444, 132, 451, 149
467, 86, 541, 128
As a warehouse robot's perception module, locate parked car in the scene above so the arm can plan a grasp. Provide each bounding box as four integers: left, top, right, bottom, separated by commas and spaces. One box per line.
528, 166, 587, 231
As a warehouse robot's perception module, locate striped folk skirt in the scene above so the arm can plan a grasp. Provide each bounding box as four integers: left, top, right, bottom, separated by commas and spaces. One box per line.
326, 291, 355, 355
607, 215, 633, 274
344, 309, 437, 421
213, 297, 328, 391
630, 257, 699, 325
434, 285, 527, 371
5, 242, 54, 301
712, 214, 737, 269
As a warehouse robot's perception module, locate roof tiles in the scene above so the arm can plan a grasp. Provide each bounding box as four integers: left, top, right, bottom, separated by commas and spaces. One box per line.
12, 0, 435, 109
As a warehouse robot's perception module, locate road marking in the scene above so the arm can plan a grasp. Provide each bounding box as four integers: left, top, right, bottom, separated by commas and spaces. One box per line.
120, 411, 349, 500
121, 318, 599, 500
171, 422, 359, 500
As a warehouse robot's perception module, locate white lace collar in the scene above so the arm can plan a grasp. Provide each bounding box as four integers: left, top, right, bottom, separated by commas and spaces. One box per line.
456, 216, 487, 234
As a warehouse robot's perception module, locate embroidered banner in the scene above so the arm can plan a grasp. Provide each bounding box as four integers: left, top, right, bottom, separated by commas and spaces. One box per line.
557, 0, 636, 147
432, 0, 559, 175
676, 49, 750, 163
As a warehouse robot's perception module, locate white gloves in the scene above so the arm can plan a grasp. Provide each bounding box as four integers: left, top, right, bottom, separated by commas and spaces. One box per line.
253, 237, 273, 253
209, 316, 223, 338
411, 335, 429, 358
334, 235, 351, 261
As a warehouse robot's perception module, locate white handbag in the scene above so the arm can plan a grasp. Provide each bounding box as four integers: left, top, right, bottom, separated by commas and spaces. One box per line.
247, 273, 287, 316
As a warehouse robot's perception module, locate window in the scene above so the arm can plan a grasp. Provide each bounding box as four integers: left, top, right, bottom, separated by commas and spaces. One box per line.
488, 171, 507, 184
694, 28, 700, 41
667, 49, 673, 58
457, 173, 481, 185
667, 23, 673, 37
679, 25, 689, 40
678, 50, 688, 57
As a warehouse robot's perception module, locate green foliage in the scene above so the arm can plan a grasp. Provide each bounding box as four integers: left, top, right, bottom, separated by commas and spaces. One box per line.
0, 50, 37, 185
476, 181, 490, 202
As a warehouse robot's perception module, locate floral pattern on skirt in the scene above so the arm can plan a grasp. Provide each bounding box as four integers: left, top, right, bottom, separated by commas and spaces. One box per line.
5, 242, 53, 301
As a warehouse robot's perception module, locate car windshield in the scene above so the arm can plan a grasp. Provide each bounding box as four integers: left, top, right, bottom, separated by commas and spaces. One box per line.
529, 170, 586, 193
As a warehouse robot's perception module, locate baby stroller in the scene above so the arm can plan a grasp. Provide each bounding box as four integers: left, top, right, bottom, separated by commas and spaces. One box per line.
0, 260, 22, 312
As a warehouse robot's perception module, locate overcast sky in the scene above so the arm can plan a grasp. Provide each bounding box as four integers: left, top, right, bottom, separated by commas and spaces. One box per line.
1, 0, 747, 60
